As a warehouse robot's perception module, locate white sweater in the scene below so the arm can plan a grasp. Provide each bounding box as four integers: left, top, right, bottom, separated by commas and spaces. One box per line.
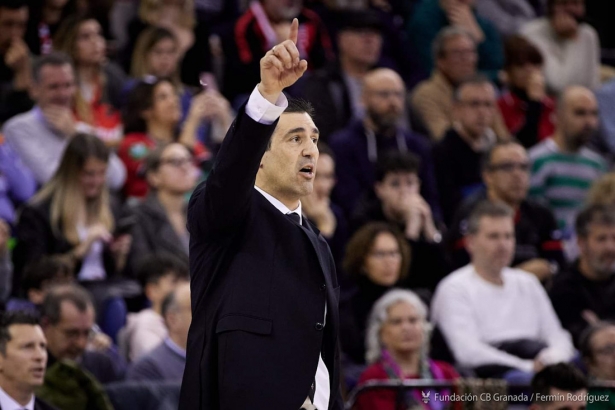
431, 265, 574, 372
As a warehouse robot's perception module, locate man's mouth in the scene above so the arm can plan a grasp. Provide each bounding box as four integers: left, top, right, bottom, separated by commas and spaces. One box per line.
299, 164, 314, 177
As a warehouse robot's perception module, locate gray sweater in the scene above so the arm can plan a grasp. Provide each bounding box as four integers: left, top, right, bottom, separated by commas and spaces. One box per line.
2, 108, 126, 189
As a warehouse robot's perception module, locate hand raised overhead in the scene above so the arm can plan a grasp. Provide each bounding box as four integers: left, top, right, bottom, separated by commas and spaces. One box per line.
257, 18, 308, 103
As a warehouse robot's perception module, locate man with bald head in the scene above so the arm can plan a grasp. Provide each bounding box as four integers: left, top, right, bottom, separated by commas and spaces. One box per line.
329, 68, 439, 218
529, 86, 606, 260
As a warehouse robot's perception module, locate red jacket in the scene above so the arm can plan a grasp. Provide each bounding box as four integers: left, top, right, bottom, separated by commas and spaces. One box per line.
498, 91, 556, 145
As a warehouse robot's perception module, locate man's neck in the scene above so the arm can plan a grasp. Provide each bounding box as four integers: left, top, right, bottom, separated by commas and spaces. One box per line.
340, 55, 371, 78
486, 189, 520, 211
0, 379, 34, 407
156, 190, 185, 214
389, 350, 421, 375
254, 181, 300, 210
473, 263, 504, 285
169, 333, 187, 351
578, 257, 612, 281
552, 131, 576, 153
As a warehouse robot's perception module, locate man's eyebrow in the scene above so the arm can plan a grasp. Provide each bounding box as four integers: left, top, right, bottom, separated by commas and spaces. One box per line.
285, 127, 320, 136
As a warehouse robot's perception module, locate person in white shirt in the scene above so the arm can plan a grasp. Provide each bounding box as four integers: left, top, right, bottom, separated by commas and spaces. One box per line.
0, 311, 57, 410
431, 201, 574, 381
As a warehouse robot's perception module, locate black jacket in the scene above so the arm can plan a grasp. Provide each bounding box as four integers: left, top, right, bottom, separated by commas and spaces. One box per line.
179, 105, 343, 409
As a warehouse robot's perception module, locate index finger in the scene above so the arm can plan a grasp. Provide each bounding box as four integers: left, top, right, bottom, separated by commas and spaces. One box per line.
289, 18, 299, 44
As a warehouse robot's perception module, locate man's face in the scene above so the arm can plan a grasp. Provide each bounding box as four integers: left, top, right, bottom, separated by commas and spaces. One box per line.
166, 283, 192, 347
559, 92, 599, 151
483, 144, 530, 205
437, 35, 477, 85
0, 6, 28, 52
363, 73, 406, 132
262, 0, 302, 22
338, 28, 382, 68
33, 64, 76, 108
537, 388, 587, 410
258, 112, 319, 206
43, 301, 94, 361
375, 172, 421, 219
454, 82, 497, 140
380, 302, 424, 355
467, 216, 515, 272
587, 327, 615, 381
0, 325, 47, 390
313, 153, 336, 200
578, 223, 615, 278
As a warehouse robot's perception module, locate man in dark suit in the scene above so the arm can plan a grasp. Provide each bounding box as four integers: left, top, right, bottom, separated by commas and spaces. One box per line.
179, 19, 342, 410
0, 311, 57, 410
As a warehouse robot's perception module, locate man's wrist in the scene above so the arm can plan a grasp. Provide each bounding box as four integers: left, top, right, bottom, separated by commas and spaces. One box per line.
257, 83, 281, 105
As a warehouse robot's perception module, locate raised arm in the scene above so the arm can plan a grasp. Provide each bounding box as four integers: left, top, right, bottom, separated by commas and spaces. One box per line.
189, 19, 308, 239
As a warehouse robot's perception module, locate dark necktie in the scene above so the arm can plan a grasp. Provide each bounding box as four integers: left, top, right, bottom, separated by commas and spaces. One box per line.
287, 212, 301, 225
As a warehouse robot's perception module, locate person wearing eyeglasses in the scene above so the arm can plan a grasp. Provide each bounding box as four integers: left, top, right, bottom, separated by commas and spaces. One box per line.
433, 74, 504, 225
446, 140, 565, 282
339, 222, 412, 368
550, 205, 615, 345
580, 322, 615, 409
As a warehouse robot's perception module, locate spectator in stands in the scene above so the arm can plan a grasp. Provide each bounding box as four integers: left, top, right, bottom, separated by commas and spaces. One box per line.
475, 0, 544, 37
530, 363, 587, 410
221, 0, 333, 104
550, 205, 615, 345
330, 68, 439, 218
588, 173, 615, 206
0, 133, 36, 226
406, 0, 503, 83
301, 143, 347, 268
123, 0, 212, 87
41, 284, 125, 384
580, 322, 615, 393
521, 0, 600, 96
123, 254, 188, 362
351, 152, 449, 292
529, 86, 604, 260
127, 281, 191, 381
24, 0, 76, 55
301, 9, 383, 141
431, 202, 575, 380
2, 52, 126, 188
53, 15, 126, 147
411, 27, 510, 142
129, 143, 198, 262
340, 222, 411, 365
0, 311, 56, 410
0, 0, 33, 124
433, 75, 502, 225
447, 141, 564, 281
595, 78, 615, 160
117, 78, 222, 201
355, 289, 459, 410
6, 256, 73, 312
0, 220, 10, 305
12, 134, 132, 294
498, 35, 556, 149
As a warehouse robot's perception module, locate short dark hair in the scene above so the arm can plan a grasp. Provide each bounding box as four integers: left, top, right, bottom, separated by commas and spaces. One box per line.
136, 254, 189, 290
22, 255, 73, 294
40, 284, 93, 325
32, 52, 73, 83
284, 98, 315, 118
453, 74, 493, 101
504, 35, 543, 69
579, 321, 615, 363
0, 0, 27, 10
432, 26, 475, 61
575, 204, 615, 238
123, 77, 175, 134
375, 151, 420, 182
466, 201, 514, 235
531, 363, 588, 403
0, 311, 41, 355
481, 140, 525, 172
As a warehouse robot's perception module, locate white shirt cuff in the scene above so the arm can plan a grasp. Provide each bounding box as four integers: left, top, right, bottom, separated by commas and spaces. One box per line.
245, 86, 288, 125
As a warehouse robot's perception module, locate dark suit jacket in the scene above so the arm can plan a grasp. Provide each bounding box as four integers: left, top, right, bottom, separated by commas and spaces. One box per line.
0, 396, 59, 410
179, 105, 343, 410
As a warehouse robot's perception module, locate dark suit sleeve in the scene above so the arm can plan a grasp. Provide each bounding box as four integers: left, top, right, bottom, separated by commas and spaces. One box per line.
12, 204, 50, 295
187, 104, 278, 240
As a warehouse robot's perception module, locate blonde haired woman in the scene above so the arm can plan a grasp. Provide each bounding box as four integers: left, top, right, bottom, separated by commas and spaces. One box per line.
13, 134, 131, 288
355, 289, 459, 410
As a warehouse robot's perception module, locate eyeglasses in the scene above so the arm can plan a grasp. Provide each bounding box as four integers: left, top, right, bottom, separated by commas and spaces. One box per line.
488, 162, 530, 173
160, 157, 193, 168
594, 344, 615, 357
369, 250, 402, 259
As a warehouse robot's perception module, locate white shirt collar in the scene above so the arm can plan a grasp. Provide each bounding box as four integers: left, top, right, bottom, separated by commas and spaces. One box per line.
0, 385, 35, 410
254, 186, 302, 224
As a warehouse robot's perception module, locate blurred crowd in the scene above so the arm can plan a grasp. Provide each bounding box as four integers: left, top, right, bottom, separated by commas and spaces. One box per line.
1, 0, 615, 409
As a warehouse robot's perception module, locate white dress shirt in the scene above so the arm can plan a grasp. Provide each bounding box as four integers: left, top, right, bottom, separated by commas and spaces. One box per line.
248, 87, 330, 410
0, 385, 35, 410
